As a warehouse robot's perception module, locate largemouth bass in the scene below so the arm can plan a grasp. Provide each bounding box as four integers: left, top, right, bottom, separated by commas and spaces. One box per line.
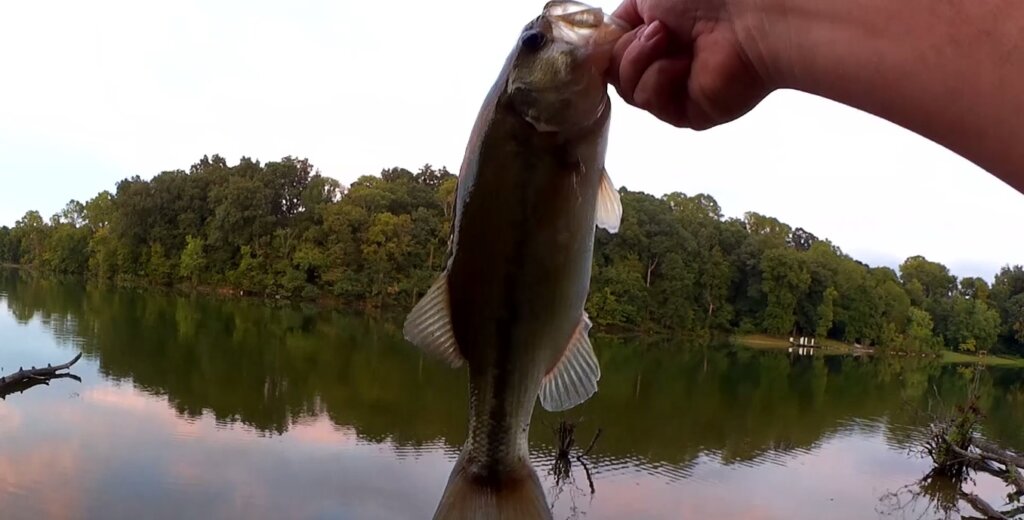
403, 2, 626, 518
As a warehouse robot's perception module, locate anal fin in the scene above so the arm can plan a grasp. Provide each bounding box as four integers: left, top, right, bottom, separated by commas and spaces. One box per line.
539, 313, 601, 412
403, 273, 465, 368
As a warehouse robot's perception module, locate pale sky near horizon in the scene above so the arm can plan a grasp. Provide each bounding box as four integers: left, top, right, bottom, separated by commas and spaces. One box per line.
1, 0, 1022, 281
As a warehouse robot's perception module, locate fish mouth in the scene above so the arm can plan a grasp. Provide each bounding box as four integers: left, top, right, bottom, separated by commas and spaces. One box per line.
543, 1, 629, 36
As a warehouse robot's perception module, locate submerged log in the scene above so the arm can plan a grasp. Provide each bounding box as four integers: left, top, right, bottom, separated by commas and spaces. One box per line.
0, 352, 82, 398
976, 438, 1024, 471
949, 441, 1024, 496
961, 492, 1011, 520
932, 439, 1024, 519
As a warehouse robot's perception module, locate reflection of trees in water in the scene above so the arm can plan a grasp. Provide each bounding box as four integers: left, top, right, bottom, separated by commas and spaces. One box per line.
2, 269, 470, 442
4, 268, 1024, 473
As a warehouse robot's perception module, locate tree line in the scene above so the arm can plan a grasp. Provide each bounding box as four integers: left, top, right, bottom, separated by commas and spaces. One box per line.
1, 154, 1022, 355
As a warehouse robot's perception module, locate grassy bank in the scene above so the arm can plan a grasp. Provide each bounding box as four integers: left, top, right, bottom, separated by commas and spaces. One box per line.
733, 333, 1024, 367
940, 351, 1024, 367
732, 334, 858, 355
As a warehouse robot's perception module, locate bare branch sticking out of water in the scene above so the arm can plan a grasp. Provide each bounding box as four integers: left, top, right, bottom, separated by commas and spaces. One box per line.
555, 420, 577, 460
547, 419, 603, 519
575, 428, 601, 495
0, 352, 83, 399
580, 428, 602, 458
882, 368, 1024, 520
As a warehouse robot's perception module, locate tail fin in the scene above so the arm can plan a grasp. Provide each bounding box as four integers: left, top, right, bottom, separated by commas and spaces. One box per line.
432, 454, 552, 520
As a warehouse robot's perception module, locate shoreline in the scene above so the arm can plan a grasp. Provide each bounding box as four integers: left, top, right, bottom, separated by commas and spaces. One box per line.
732, 333, 1024, 367
0, 264, 396, 319
5, 265, 1023, 366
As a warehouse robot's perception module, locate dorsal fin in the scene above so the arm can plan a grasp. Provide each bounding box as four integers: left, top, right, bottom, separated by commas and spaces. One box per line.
539, 313, 601, 412
403, 273, 465, 368
595, 168, 621, 233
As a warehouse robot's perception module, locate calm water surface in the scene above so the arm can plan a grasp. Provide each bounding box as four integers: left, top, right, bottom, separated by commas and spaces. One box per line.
2, 269, 1023, 519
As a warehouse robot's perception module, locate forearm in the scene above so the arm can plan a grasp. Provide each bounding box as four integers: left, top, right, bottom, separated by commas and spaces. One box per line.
736, 0, 1024, 192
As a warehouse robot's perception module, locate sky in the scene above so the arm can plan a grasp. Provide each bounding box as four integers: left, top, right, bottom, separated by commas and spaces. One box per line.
1, 0, 1022, 281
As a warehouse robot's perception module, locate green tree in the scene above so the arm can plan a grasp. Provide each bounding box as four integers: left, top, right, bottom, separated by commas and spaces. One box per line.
899, 307, 942, 353
816, 287, 837, 338
1005, 294, 1024, 344
760, 248, 810, 335
178, 235, 206, 286
0, 226, 13, 263
943, 296, 1001, 351
787, 227, 819, 252
230, 245, 268, 294
87, 228, 119, 280
666, 192, 734, 332
43, 223, 90, 274
12, 210, 48, 266
899, 255, 957, 301
588, 256, 647, 328
991, 265, 1024, 353
147, 243, 175, 286
362, 212, 414, 308
57, 199, 86, 227
959, 276, 991, 301
84, 191, 115, 231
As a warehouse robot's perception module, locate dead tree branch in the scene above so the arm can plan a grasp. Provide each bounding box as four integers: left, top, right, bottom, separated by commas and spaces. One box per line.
895, 368, 1024, 519
0, 352, 82, 398
961, 491, 1011, 520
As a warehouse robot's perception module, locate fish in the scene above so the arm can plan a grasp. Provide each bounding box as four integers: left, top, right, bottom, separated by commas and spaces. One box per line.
402, 2, 627, 519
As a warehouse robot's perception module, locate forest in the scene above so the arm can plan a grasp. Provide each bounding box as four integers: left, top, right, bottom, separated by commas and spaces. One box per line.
1, 154, 1022, 356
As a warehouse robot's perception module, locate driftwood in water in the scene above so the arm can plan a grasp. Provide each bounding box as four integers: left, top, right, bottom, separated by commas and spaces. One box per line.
962, 491, 1013, 520
0, 352, 82, 399
917, 370, 1024, 519
945, 439, 1024, 519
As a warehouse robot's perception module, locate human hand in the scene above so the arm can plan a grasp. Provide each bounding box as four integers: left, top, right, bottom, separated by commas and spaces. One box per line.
609, 0, 774, 130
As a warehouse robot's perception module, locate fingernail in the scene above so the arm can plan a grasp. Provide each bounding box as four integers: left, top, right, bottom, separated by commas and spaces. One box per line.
642, 20, 663, 43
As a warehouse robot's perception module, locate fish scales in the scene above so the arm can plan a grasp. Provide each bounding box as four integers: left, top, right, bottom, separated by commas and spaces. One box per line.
402, 2, 626, 518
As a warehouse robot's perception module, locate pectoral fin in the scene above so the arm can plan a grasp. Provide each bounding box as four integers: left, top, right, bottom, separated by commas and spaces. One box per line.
539, 313, 601, 412
595, 169, 621, 233
403, 273, 465, 368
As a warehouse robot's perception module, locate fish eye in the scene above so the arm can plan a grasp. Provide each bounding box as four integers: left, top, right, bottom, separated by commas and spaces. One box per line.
520, 30, 546, 52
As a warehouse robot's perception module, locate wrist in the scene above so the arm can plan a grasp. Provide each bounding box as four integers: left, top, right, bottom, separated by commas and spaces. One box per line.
720, 0, 1024, 189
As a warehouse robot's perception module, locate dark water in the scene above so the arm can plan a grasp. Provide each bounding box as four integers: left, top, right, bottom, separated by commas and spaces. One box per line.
2, 269, 1023, 520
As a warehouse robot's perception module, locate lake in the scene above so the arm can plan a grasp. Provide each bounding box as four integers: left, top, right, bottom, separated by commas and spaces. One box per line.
1, 268, 1023, 519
